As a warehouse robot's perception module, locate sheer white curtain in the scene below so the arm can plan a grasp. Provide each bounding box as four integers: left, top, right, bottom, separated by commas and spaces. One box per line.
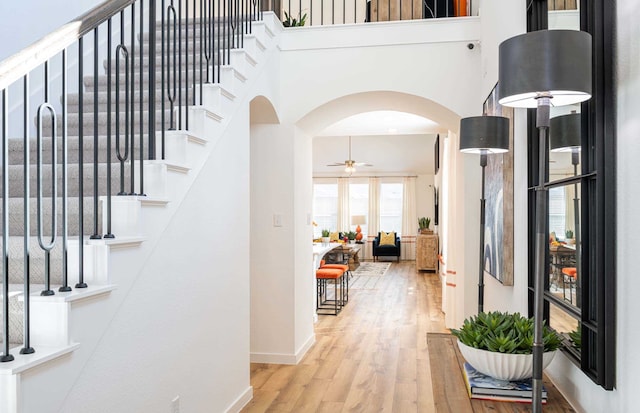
401, 176, 417, 260
367, 177, 380, 258
337, 178, 351, 232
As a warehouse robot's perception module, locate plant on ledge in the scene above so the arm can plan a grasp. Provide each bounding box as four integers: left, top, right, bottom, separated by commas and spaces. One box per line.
321, 229, 330, 237
283, 11, 307, 27
451, 311, 562, 354
451, 311, 563, 380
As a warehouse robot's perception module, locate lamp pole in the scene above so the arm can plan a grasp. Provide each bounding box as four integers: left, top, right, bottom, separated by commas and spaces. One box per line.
478, 150, 487, 313
532, 97, 551, 413
459, 115, 510, 314
572, 150, 581, 307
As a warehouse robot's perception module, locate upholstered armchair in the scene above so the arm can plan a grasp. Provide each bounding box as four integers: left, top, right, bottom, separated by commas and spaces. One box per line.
372, 232, 401, 262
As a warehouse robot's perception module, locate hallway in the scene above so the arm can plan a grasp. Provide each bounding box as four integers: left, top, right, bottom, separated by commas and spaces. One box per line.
243, 262, 448, 412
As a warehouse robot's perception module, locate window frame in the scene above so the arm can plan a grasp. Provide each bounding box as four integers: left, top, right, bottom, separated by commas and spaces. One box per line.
526, 0, 616, 390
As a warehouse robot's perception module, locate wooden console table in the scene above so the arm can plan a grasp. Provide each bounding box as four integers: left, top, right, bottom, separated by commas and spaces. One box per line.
325, 245, 361, 271
427, 333, 575, 412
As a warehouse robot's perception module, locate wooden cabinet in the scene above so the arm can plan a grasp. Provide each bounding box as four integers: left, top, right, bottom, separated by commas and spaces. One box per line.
416, 234, 439, 271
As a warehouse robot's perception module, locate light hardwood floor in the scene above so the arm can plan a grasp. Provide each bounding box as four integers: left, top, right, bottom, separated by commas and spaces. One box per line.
242, 262, 449, 413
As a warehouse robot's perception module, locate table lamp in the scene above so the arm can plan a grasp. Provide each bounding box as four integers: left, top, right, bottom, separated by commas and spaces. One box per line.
459, 115, 510, 314
351, 215, 366, 243
498, 29, 592, 411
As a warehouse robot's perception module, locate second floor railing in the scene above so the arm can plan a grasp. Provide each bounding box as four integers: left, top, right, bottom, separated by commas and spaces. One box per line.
275, 0, 473, 27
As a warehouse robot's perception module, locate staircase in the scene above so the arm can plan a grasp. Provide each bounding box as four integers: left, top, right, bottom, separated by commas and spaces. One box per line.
0, 1, 277, 411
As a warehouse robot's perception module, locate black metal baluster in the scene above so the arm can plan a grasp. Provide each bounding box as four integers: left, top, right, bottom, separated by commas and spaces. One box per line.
139, 0, 145, 195
217, 0, 221, 81
105, 19, 115, 239
223, 0, 228, 65
203, 0, 211, 84
178, 0, 182, 129
161, 0, 166, 159
91, 28, 102, 240
200, 0, 205, 99
116, 44, 130, 196
321, 0, 324, 24
37, 100, 57, 297
76, 38, 87, 290
21, 73, 35, 354
1, 89, 14, 362
149, 0, 157, 161
130, 4, 137, 195
167, 3, 177, 130
60, 49, 73, 290
192, 0, 197, 107
185, 0, 190, 131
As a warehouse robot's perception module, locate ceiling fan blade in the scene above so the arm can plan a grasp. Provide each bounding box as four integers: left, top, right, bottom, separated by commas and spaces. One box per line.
326, 163, 347, 166
353, 162, 373, 166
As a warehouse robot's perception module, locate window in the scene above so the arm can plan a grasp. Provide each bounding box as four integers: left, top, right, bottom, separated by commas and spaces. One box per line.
548, 187, 566, 239
379, 183, 403, 234
527, 0, 615, 390
312, 183, 337, 238
349, 183, 369, 235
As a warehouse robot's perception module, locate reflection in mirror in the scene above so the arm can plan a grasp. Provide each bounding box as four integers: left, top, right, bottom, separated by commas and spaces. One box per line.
548, 183, 581, 308
550, 108, 582, 179
549, 302, 581, 357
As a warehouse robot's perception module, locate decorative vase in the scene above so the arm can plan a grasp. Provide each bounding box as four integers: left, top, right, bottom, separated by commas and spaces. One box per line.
457, 340, 557, 381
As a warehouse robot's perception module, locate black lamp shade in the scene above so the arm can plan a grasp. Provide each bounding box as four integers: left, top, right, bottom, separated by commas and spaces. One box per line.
498, 30, 592, 108
550, 113, 581, 152
459, 116, 510, 154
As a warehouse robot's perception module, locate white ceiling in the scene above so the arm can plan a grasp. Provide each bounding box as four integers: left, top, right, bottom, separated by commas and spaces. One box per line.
313, 111, 439, 177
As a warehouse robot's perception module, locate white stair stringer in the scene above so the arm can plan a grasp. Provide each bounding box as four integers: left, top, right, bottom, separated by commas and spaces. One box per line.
0, 12, 280, 413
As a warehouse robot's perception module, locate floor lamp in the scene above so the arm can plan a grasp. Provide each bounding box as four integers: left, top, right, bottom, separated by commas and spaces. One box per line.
498, 30, 592, 412
550, 113, 582, 307
459, 115, 510, 314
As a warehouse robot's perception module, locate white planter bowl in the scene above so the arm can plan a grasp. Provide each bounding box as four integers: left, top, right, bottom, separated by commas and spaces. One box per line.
457, 340, 557, 381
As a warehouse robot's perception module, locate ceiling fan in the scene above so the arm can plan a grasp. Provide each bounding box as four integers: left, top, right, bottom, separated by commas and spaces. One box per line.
326, 136, 373, 174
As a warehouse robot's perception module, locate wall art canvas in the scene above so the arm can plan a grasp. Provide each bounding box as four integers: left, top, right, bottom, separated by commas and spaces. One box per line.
482, 84, 514, 285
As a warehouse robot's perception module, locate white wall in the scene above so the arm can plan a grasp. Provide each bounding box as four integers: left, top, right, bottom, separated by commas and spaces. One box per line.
446, 0, 528, 327
416, 174, 435, 228
0, 0, 104, 61
279, 17, 483, 128
47, 98, 253, 413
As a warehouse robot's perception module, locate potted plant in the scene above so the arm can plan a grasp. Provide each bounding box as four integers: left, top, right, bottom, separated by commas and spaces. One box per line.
321, 229, 331, 243
282, 11, 307, 27
347, 231, 356, 243
451, 311, 562, 381
565, 229, 575, 244
418, 217, 432, 234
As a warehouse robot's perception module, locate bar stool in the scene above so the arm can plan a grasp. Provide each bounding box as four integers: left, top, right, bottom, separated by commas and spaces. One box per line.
562, 267, 577, 304
319, 260, 350, 303
316, 267, 345, 315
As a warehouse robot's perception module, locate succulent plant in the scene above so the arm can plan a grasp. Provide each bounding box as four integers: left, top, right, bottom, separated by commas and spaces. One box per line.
321, 229, 330, 237
568, 325, 582, 350
565, 229, 574, 239
418, 217, 431, 229
451, 311, 562, 354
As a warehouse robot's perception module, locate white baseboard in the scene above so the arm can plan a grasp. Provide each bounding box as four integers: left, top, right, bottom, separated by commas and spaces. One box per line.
294, 333, 315, 364
224, 386, 253, 413
250, 333, 315, 365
